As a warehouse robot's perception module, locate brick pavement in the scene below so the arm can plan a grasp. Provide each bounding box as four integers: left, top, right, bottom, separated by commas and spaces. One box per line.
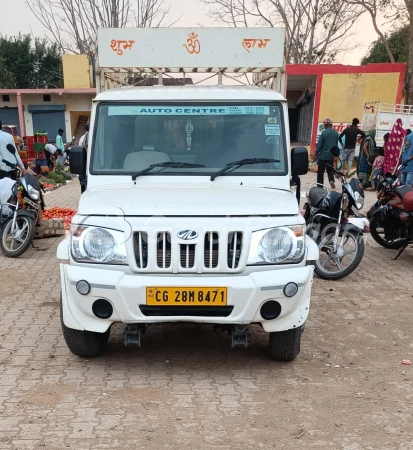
0, 175, 413, 449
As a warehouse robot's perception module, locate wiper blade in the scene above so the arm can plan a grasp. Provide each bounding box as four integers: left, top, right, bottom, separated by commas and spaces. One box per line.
132, 161, 205, 181
210, 158, 280, 181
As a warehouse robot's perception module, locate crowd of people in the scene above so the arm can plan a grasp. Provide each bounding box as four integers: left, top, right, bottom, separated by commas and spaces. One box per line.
315, 116, 413, 191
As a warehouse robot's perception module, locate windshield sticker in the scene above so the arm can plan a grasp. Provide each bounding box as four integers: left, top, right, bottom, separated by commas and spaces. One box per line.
268, 117, 277, 123
265, 124, 280, 136
108, 105, 270, 116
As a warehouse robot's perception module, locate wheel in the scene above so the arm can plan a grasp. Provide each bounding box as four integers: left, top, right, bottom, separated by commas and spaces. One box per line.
269, 326, 303, 361
60, 295, 110, 357
0, 214, 35, 257
369, 213, 404, 249
314, 229, 364, 280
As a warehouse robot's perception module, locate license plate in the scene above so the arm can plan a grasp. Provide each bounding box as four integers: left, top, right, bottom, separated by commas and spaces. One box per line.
146, 287, 227, 306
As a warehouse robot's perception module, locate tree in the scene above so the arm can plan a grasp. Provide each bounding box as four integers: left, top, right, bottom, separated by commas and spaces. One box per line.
200, 0, 365, 64
0, 34, 63, 89
344, 0, 396, 63
27, 0, 174, 55
361, 24, 409, 63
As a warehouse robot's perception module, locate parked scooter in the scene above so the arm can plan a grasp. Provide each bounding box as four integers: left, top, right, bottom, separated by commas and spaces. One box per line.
368, 165, 413, 258
0, 144, 45, 257
303, 163, 365, 280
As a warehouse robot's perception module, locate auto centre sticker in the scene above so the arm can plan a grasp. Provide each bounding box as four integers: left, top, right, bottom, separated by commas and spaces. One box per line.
108, 105, 270, 116
265, 124, 280, 135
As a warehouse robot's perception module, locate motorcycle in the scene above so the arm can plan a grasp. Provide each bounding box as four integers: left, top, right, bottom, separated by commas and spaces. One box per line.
0, 144, 45, 257
303, 164, 365, 280
368, 165, 413, 258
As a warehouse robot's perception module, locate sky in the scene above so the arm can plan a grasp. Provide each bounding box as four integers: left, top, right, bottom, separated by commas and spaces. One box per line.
2, 0, 390, 65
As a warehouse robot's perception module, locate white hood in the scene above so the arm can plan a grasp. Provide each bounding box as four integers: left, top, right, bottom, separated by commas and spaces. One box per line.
77, 183, 299, 216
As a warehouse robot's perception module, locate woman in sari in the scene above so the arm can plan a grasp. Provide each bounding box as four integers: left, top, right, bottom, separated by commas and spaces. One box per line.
357, 130, 377, 187
383, 118, 406, 175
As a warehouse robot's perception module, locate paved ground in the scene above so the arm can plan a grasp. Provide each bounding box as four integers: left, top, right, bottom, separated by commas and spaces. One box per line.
1, 175, 413, 450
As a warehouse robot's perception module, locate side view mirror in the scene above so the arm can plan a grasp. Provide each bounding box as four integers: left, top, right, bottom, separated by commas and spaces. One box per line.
69, 146, 87, 176
291, 146, 308, 176
6, 144, 16, 155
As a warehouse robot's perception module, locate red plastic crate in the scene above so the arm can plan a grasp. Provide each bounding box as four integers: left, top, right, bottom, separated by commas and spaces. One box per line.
35, 152, 46, 159
27, 150, 36, 159
25, 136, 35, 145
26, 143, 34, 152
35, 136, 48, 144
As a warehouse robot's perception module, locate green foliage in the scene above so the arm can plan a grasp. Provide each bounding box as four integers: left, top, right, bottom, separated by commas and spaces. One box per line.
0, 34, 63, 88
361, 25, 409, 64
44, 171, 69, 185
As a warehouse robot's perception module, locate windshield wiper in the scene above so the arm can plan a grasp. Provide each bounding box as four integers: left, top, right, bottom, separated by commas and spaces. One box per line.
132, 161, 205, 181
210, 158, 280, 181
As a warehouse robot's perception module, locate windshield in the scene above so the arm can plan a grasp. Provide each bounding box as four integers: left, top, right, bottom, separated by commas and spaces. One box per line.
91, 102, 287, 176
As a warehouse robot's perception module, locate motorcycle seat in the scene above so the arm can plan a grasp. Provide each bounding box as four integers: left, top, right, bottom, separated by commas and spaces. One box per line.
308, 187, 328, 207
395, 185, 413, 199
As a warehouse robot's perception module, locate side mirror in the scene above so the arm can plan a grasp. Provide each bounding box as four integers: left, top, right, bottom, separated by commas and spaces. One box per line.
6, 144, 16, 155
291, 146, 308, 176
69, 146, 87, 176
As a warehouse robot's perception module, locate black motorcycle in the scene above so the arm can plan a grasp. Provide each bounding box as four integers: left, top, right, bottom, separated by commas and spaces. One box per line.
0, 144, 45, 257
303, 164, 365, 280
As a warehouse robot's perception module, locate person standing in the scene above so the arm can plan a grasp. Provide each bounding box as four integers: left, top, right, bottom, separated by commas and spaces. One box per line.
316, 118, 338, 189
78, 123, 89, 194
56, 128, 65, 154
401, 130, 413, 185
0, 120, 26, 179
400, 129, 412, 185
357, 130, 377, 187
338, 118, 365, 176
383, 119, 406, 175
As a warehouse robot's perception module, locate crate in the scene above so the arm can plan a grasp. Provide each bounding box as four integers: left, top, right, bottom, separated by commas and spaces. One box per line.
35, 136, 48, 144
27, 150, 36, 159
35, 159, 48, 167
35, 152, 46, 159
34, 142, 45, 152
25, 136, 35, 145
26, 144, 34, 152
19, 151, 28, 159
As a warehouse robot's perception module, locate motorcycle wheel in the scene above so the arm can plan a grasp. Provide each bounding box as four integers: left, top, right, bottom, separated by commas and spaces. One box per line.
369, 214, 404, 249
0, 214, 35, 257
314, 229, 364, 280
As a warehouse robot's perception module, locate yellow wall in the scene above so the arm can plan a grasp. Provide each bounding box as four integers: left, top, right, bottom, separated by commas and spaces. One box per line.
319, 73, 400, 123
63, 54, 92, 89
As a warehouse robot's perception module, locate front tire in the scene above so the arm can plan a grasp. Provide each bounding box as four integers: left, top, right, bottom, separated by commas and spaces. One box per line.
369, 213, 404, 249
315, 229, 364, 280
269, 326, 303, 361
0, 214, 35, 257
60, 296, 110, 357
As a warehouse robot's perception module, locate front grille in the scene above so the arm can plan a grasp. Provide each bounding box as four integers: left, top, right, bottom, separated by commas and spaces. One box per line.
228, 232, 243, 269
157, 232, 171, 269
139, 305, 234, 317
180, 244, 196, 268
133, 230, 244, 272
135, 232, 148, 269
204, 232, 219, 269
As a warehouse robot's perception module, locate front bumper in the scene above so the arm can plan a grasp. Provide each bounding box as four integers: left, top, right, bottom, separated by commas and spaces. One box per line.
60, 264, 314, 334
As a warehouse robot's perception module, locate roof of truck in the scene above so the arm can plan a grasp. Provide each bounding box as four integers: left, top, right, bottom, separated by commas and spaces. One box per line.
94, 85, 286, 102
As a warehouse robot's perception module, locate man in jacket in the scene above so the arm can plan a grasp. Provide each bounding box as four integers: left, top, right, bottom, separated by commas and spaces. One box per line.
316, 118, 339, 189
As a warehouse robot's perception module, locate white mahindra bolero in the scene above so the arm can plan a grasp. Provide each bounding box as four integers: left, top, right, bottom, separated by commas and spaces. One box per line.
57, 86, 318, 361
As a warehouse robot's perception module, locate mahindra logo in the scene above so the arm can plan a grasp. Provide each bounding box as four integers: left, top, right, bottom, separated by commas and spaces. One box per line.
177, 230, 198, 240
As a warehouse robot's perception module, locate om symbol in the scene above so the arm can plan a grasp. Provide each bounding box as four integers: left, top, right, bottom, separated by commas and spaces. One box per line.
183, 32, 200, 54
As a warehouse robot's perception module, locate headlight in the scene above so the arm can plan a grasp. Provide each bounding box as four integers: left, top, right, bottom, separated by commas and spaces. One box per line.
71, 225, 128, 265
27, 184, 39, 201
354, 191, 364, 210
247, 226, 305, 265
